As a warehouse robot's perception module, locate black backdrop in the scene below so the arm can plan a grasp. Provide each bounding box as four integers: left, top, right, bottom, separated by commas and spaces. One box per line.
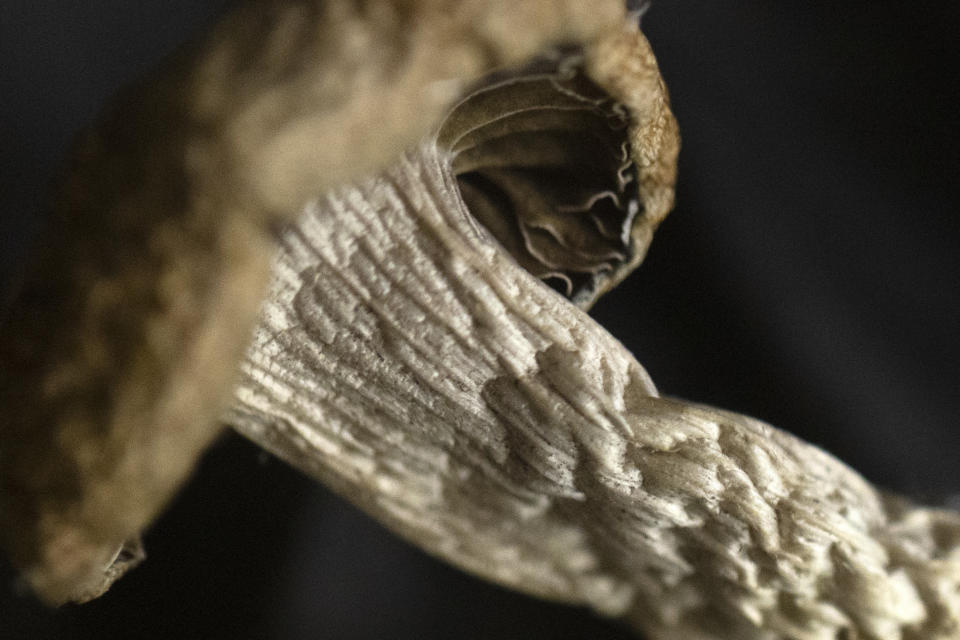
2, 2, 958, 638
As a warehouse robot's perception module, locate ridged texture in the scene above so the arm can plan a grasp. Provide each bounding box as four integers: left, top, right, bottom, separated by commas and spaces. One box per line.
433, 29, 677, 310
439, 52, 640, 303
229, 90, 960, 640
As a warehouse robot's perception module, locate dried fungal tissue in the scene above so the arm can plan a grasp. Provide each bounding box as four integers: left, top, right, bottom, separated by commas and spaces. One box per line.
1, 3, 959, 640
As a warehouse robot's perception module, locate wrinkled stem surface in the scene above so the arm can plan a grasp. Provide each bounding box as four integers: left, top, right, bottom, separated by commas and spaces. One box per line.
229, 143, 960, 640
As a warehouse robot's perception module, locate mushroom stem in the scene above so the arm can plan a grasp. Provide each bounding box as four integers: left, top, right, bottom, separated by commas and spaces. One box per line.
227, 43, 960, 640
1, 2, 958, 638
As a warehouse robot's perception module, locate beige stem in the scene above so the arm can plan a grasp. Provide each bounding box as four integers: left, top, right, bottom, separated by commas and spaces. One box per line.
229, 141, 960, 640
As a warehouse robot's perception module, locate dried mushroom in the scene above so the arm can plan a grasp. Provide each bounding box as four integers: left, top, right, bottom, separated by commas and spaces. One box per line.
2, 3, 960, 640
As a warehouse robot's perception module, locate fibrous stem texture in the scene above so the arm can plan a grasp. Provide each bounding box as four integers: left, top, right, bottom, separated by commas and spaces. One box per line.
228, 38, 960, 639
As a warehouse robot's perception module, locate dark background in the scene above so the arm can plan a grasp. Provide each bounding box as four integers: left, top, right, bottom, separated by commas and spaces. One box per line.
2, 2, 958, 638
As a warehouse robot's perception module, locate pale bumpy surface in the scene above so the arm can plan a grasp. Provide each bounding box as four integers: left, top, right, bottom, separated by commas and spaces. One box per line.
229, 143, 960, 640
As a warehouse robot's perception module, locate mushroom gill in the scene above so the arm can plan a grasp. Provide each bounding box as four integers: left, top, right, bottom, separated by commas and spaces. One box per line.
436, 50, 641, 308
